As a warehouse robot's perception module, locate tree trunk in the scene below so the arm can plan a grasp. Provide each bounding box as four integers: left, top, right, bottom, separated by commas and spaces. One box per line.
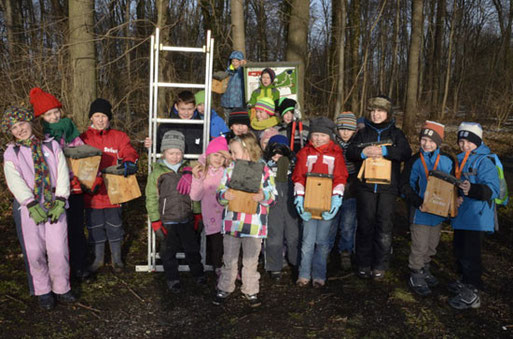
349, 0, 361, 114
440, 2, 458, 120
404, 0, 423, 137
388, 0, 400, 98
286, 0, 309, 113
334, 0, 347, 117
231, 0, 245, 55
69, 0, 96, 129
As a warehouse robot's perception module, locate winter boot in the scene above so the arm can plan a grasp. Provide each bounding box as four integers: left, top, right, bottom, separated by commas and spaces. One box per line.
423, 264, 439, 287
408, 269, 431, 296
109, 241, 124, 273
38, 292, 55, 310
340, 251, 352, 270
88, 242, 105, 273
448, 284, 481, 309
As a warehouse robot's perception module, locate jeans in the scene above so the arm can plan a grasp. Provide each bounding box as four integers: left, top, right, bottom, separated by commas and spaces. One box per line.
298, 219, 333, 281
328, 198, 357, 253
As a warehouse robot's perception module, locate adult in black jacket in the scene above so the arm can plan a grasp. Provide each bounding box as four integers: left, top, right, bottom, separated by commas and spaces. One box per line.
346, 96, 411, 279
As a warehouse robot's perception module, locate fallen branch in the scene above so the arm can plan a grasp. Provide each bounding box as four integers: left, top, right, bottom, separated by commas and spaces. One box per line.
5, 294, 27, 307
76, 302, 101, 313
113, 274, 145, 303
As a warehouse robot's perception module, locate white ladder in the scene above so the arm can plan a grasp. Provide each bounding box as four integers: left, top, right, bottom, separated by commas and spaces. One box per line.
135, 28, 214, 273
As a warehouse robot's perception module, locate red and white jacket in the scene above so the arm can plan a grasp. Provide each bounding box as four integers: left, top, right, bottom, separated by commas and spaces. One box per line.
80, 127, 139, 209
292, 140, 348, 196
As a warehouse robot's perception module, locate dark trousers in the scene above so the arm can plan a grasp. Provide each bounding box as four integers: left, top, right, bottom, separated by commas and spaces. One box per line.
355, 190, 396, 270
206, 232, 224, 269
67, 194, 88, 274
453, 229, 484, 289
162, 222, 204, 281
85, 207, 124, 244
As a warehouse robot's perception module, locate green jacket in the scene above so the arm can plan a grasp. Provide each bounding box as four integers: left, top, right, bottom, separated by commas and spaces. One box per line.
145, 161, 192, 223
248, 84, 280, 107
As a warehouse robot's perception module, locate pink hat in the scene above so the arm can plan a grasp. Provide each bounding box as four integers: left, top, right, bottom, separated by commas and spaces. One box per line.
259, 127, 279, 148
206, 136, 229, 156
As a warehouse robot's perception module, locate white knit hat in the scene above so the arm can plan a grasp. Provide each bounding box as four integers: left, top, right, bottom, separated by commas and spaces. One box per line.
457, 122, 483, 146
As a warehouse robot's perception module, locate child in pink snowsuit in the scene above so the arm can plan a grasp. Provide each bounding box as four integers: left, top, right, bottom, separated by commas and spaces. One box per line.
190, 136, 232, 276
2, 106, 76, 310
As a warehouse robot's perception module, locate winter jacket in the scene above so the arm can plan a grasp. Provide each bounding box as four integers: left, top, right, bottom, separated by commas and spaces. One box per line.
248, 85, 280, 107
451, 144, 500, 232
336, 135, 358, 199
346, 118, 411, 195
201, 108, 229, 139
190, 165, 225, 235
146, 161, 192, 223
292, 140, 348, 196
400, 148, 455, 226
156, 106, 203, 154
217, 160, 276, 238
80, 127, 139, 209
3, 138, 70, 206
221, 53, 245, 108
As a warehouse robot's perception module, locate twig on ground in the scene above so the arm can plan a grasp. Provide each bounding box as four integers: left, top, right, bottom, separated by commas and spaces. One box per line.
327, 273, 354, 281
5, 294, 27, 307
113, 274, 145, 303
76, 302, 101, 313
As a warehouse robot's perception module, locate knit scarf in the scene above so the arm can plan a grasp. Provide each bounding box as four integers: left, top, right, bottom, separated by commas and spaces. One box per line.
17, 137, 53, 209
250, 116, 280, 131
43, 117, 81, 144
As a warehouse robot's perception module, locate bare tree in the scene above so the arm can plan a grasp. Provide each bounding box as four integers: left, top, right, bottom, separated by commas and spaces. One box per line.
334, 0, 347, 117
231, 0, 246, 54
68, 0, 96, 129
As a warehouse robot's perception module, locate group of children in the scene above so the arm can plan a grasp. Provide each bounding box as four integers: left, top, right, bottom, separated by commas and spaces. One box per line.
3, 89, 138, 310
2, 53, 501, 312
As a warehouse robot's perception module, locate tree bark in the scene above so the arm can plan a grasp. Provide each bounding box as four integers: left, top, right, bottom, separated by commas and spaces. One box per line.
349, 0, 361, 114
404, 0, 423, 137
286, 0, 309, 113
231, 0, 246, 55
157, 0, 171, 117
69, 0, 97, 129
334, 0, 347, 117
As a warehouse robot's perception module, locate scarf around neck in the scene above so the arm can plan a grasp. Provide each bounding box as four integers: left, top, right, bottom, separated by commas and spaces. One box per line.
43, 117, 81, 144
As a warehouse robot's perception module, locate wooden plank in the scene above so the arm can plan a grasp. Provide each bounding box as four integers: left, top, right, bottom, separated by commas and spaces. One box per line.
103, 174, 142, 204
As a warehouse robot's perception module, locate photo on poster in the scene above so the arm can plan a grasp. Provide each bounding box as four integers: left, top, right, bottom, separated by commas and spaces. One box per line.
244, 62, 300, 105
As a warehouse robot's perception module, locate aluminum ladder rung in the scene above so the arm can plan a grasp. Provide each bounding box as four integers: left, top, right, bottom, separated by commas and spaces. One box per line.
152, 153, 199, 160
160, 46, 205, 53
151, 118, 205, 124
156, 82, 205, 89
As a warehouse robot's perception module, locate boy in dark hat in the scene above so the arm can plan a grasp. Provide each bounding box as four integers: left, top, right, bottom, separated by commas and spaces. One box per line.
248, 68, 280, 107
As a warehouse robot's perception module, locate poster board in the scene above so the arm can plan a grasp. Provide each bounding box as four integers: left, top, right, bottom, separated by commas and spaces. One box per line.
244, 62, 301, 109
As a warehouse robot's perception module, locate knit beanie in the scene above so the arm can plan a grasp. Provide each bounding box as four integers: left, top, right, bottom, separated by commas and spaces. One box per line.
259, 127, 279, 148
420, 120, 445, 147
268, 134, 289, 147
195, 90, 205, 106
255, 97, 275, 116
367, 96, 392, 114
261, 68, 276, 83
275, 98, 296, 117
228, 108, 250, 127
206, 136, 229, 156
309, 117, 336, 138
161, 130, 185, 153
29, 87, 62, 117
336, 111, 357, 131
89, 98, 112, 120
457, 122, 483, 147
1, 106, 34, 134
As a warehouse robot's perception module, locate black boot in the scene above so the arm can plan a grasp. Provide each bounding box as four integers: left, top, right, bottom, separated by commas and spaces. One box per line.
109, 241, 124, 273
88, 242, 105, 273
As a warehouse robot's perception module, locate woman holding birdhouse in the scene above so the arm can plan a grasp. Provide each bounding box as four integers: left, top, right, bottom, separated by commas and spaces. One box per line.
80, 98, 139, 273
346, 95, 411, 280
292, 117, 348, 288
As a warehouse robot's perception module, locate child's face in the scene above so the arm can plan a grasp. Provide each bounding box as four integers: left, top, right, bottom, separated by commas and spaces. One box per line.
272, 153, 283, 162
208, 152, 225, 169
196, 103, 205, 115
231, 123, 248, 135
10, 121, 32, 141
370, 109, 387, 124
458, 139, 477, 153
420, 136, 437, 153
176, 102, 195, 120
310, 132, 330, 148
163, 148, 183, 165
230, 141, 250, 161
231, 59, 241, 69
338, 129, 355, 142
261, 73, 272, 86
42, 108, 61, 123
282, 112, 293, 124
90, 112, 109, 130
256, 109, 270, 121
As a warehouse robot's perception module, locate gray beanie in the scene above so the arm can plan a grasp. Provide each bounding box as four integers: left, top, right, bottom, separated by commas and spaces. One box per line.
309, 117, 336, 138
161, 130, 185, 153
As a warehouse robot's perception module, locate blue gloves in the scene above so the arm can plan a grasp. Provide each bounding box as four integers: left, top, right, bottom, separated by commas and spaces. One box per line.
118, 161, 137, 177
322, 195, 343, 221
294, 195, 312, 221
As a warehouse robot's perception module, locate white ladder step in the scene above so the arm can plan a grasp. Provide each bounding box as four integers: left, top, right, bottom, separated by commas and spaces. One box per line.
151, 118, 205, 124
155, 82, 205, 89
160, 46, 205, 53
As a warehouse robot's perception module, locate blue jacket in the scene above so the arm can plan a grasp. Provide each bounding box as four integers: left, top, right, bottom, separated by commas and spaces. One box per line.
451, 144, 500, 232
221, 51, 245, 108
201, 108, 229, 138
400, 148, 455, 226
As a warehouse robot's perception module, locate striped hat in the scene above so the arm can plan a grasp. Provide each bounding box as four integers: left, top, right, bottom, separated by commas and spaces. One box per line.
420, 120, 445, 147
255, 97, 275, 116
228, 107, 250, 127
336, 111, 357, 131
1, 106, 34, 134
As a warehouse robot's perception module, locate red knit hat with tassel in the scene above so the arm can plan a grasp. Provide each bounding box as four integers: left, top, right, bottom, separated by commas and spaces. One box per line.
29, 87, 62, 117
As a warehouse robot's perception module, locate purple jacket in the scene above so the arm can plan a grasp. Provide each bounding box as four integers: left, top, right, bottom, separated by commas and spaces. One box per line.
190, 166, 225, 235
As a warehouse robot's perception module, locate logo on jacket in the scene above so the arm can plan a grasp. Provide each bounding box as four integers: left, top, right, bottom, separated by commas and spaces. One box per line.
104, 147, 118, 154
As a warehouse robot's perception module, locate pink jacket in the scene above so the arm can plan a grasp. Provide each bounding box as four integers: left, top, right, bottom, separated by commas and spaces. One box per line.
190, 166, 225, 235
